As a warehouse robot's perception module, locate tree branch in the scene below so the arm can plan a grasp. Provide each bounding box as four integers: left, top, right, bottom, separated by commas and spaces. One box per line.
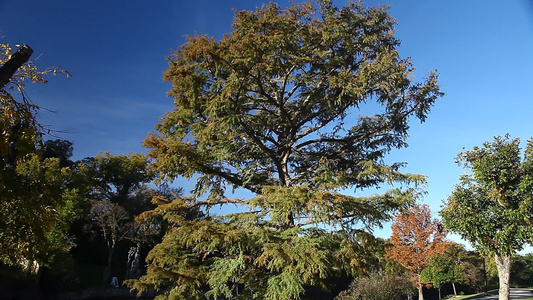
0, 45, 33, 89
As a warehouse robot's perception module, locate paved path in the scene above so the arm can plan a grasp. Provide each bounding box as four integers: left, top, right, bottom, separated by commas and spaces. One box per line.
470, 288, 533, 299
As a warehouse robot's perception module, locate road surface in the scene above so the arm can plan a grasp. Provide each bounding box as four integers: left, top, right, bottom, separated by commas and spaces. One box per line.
470, 288, 533, 299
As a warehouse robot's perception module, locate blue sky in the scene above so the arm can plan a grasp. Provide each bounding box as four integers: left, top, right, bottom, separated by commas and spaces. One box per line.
1, 1, 533, 248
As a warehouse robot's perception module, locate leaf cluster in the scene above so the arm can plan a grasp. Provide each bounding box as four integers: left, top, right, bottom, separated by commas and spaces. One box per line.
145, 0, 441, 198
421, 253, 460, 289
0, 44, 78, 269
441, 135, 533, 256
0, 152, 78, 268
387, 204, 448, 280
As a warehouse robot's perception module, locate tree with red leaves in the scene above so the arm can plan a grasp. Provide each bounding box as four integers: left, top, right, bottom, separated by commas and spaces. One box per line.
387, 204, 448, 300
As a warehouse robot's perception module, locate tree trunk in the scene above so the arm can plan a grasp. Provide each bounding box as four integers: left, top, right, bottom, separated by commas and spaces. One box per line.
24, 260, 41, 286
452, 282, 457, 296
34, 262, 42, 287
103, 242, 115, 285
494, 253, 511, 300
438, 287, 442, 300
418, 283, 424, 300
126, 244, 141, 279
483, 256, 488, 290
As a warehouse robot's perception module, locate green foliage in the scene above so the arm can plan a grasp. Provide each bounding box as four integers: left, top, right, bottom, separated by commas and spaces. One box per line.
132, 1, 441, 299
445, 244, 489, 292
0, 154, 77, 267
421, 254, 460, 289
441, 135, 533, 300
441, 135, 533, 256
0, 43, 76, 270
76, 152, 156, 283
79, 152, 154, 210
510, 253, 533, 287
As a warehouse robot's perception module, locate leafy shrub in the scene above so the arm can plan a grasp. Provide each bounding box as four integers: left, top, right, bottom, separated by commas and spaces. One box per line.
335, 270, 415, 300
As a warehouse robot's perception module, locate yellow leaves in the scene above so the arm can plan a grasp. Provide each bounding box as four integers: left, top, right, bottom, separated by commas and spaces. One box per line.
489, 187, 507, 207
179, 35, 216, 62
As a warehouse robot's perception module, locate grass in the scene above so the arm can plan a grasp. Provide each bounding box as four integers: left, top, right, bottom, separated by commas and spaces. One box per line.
448, 289, 497, 299
447, 293, 486, 300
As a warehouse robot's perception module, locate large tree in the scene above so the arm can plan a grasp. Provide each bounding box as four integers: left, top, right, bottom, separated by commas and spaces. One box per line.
387, 204, 448, 300
441, 135, 533, 300
132, 1, 442, 299
0, 43, 75, 272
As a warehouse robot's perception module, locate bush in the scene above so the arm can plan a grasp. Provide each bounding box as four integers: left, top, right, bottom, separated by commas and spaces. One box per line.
335, 270, 415, 300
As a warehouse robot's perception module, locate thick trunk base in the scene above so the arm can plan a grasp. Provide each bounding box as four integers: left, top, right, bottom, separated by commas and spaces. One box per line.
495, 253, 511, 300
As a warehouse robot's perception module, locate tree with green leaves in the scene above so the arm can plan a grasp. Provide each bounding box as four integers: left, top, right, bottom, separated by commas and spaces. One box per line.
42, 139, 75, 168
441, 135, 533, 300
421, 253, 460, 300
131, 1, 442, 299
79, 152, 154, 212
78, 152, 155, 284
0, 43, 75, 273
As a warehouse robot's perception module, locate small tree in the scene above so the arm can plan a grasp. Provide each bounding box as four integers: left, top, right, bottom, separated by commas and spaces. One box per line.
421, 254, 460, 300
441, 135, 533, 300
85, 200, 130, 284
387, 204, 448, 300
79, 152, 155, 284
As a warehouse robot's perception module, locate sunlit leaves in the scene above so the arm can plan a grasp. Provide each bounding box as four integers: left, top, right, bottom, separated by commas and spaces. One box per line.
388, 204, 447, 274
147, 1, 441, 196
441, 135, 533, 256
0, 154, 77, 267
387, 204, 448, 300
420, 253, 460, 290
135, 1, 441, 299
441, 135, 533, 300
0, 43, 76, 269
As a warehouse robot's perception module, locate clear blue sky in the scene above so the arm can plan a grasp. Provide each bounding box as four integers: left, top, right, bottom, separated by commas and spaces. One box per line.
1, 1, 533, 248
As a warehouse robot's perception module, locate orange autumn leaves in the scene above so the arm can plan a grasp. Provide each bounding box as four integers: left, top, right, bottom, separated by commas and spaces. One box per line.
387, 204, 448, 283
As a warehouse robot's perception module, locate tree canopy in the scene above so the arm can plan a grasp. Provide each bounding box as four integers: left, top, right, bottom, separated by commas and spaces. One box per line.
387, 204, 448, 300
421, 254, 460, 300
441, 135, 533, 300
132, 1, 442, 299
77, 152, 155, 284
0, 43, 76, 271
